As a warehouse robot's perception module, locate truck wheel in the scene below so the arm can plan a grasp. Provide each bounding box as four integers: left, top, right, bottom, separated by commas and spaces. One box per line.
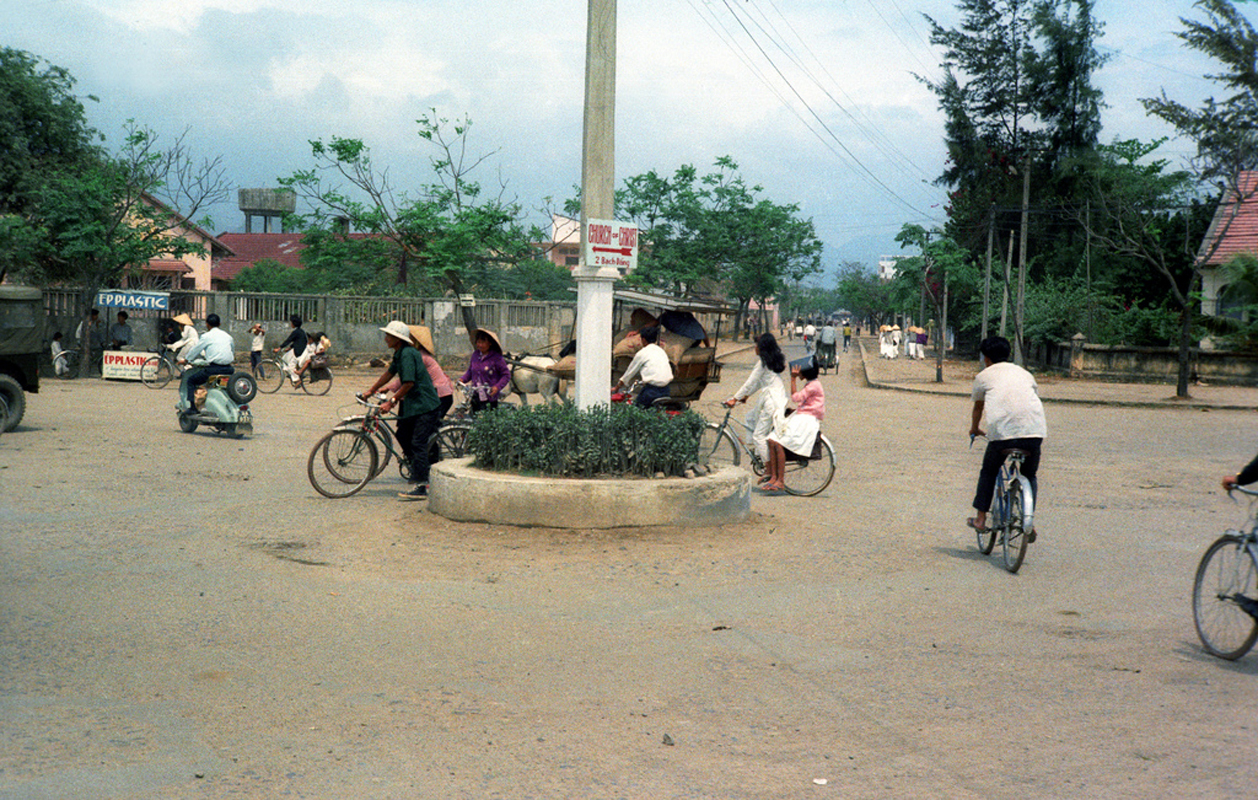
0, 374, 25, 431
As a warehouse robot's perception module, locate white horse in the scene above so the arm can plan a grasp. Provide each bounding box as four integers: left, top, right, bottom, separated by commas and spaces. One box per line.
505, 355, 568, 405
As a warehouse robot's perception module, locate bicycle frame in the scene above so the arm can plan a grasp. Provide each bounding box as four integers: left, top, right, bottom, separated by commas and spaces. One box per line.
990, 453, 1035, 534
709, 403, 763, 470
1222, 488, 1258, 597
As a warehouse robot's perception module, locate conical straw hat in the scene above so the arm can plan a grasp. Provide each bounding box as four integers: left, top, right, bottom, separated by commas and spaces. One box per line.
408, 325, 436, 355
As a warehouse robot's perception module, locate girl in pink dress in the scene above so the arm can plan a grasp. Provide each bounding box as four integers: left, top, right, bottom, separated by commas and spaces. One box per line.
764, 360, 825, 492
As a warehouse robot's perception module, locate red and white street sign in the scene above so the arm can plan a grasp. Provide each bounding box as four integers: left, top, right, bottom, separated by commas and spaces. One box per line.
584, 218, 638, 273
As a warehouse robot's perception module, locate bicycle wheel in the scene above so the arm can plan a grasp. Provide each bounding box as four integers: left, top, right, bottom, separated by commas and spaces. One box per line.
140, 356, 171, 388
1001, 488, 1029, 573
782, 435, 836, 497
698, 423, 740, 470
308, 430, 378, 498
254, 359, 285, 394
336, 418, 397, 479
1193, 535, 1258, 660
302, 366, 333, 396
429, 422, 472, 461
53, 351, 79, 379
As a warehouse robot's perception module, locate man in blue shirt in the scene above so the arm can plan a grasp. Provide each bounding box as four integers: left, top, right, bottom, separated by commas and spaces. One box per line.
178, 314, 236, 409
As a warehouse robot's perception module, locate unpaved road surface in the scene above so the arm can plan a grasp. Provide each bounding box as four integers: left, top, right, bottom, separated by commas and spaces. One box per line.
2, 347, 1256, 798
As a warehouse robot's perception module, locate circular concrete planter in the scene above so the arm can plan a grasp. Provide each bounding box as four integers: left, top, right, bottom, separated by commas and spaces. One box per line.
428, 459, 751, 528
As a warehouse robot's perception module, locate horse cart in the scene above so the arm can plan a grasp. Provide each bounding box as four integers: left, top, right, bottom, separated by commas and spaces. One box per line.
543, 289, 734, 407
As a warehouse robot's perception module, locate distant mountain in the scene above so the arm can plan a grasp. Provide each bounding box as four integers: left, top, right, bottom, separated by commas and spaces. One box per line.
829, 232, 900, 273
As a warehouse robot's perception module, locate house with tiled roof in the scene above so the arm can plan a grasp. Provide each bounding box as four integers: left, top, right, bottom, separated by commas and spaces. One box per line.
1198, 171, 1258, 343
212, 232, 307, 289
130, 194, 234, 292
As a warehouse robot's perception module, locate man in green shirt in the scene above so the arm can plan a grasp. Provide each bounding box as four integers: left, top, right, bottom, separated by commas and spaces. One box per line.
362, 320, 441, 501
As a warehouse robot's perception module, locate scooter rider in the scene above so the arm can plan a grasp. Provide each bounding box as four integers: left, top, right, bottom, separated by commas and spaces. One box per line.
178, 313, 235, 410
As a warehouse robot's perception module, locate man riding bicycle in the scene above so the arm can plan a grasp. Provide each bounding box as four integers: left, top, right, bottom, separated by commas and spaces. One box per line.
967, 336, 1047, 537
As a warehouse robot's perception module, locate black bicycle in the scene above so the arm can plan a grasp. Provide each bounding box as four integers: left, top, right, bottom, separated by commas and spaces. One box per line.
1193, 485, 1258, 660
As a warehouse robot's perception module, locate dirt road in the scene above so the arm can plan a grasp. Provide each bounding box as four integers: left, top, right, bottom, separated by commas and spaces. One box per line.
1, 349, 1255, 798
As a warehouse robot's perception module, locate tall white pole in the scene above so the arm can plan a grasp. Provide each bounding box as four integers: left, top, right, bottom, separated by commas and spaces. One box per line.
574, 0, 618, 409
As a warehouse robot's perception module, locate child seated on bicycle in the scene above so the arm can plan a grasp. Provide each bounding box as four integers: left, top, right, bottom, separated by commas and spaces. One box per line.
293, 331, 330, 382
763, 359, 825, 492
967, 336, 1046, 533
51, 332, 69, 376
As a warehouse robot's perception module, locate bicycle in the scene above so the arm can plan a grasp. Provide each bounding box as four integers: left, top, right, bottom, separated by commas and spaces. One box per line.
254, 355, 333, 395
140, 348, 187, 389
51, 349, 80, 379
699, 403, 835, 496
1192, 485, 1258, 660
308, 394, 472, 498
969, 435, 1035, 573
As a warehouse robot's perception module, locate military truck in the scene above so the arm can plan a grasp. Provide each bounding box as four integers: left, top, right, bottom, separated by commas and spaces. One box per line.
0, 285, 42, 431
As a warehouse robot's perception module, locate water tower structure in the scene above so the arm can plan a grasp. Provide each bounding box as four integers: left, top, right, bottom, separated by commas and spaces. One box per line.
238, 188, 296, 233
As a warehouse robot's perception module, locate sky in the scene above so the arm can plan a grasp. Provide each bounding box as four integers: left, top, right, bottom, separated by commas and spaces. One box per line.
8, 0, 1252, 279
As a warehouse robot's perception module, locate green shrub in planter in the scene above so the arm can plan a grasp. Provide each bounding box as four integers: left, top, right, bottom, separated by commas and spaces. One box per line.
464, 403, 707, 478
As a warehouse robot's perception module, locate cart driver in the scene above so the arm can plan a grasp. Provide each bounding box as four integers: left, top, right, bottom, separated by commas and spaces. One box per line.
615, 325, 673, 408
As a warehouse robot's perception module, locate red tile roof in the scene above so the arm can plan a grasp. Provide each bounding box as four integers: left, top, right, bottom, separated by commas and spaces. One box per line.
1200, 171, 1258, 266
211, 232, 389, 284
213, 232, 308, 283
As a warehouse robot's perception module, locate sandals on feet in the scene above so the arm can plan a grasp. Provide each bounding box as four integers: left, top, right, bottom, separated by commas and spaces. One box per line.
966, 517, 986, 531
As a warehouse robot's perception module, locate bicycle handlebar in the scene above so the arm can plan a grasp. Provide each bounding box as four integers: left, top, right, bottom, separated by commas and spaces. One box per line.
1227, 484, 1258, 500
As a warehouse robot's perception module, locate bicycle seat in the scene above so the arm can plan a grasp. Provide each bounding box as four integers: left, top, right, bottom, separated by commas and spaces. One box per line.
1001, 448, 1029, 458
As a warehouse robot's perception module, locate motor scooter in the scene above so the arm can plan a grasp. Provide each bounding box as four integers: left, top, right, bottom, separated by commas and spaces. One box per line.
175, 364, 257, 438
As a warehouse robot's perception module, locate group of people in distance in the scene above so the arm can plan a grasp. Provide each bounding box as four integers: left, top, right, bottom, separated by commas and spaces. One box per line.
50, 308, 135, 376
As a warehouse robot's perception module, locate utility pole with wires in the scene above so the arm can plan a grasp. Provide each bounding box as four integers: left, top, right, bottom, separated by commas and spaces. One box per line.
1015, 154, 1031, 366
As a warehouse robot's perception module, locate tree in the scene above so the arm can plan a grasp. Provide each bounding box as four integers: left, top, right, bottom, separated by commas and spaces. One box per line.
896, 224, 972, 381
614, 157, 823, 332
835, 263, 895, 331
281, 111, 546, 334
232, 258, 313, 294
15, 120, 229, 298
921, 0, 1108, 282
0, 47, 103, 282
1085, 0, 1258, 396
1078, 139, 1211, 397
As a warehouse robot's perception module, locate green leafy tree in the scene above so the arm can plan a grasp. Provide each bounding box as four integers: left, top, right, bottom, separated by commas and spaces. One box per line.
1, 49, 229, 294
921, 0, 1108, 273
614, 157, 822, 332
15, 120, 229, 299
835, 263, 895, 331
1078, 139, 1211, 396
232, 258, 313, 294
896, 224, 973, 380
281, 111, 546, 333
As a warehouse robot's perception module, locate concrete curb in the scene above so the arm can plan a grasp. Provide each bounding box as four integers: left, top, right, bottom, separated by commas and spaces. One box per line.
428, 459, 751, 529
857, 340, 1257, 411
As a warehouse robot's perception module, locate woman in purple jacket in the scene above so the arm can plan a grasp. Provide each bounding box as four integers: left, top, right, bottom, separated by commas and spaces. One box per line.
460, 329, 511, 414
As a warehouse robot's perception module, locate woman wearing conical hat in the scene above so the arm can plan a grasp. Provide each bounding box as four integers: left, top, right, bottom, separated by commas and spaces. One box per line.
166, 312, 199, 362
460, 328, 510, 415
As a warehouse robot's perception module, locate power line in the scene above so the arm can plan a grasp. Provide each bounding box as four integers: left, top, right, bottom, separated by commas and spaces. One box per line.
696, 0, 941, 221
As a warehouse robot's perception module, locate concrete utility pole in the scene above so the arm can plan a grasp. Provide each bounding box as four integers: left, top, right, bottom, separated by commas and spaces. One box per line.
573, 0, 619, 409
1015, 156, 1031, 366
